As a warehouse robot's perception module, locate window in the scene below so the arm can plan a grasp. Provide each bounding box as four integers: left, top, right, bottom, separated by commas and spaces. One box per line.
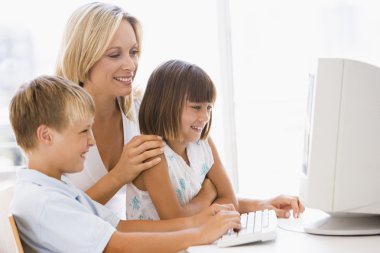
2, 0, 379, 200
0, 0, 226, 171
229, 0, 380, 197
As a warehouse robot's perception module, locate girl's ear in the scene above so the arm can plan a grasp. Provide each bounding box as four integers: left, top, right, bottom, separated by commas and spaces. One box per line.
36, 125, 53, 145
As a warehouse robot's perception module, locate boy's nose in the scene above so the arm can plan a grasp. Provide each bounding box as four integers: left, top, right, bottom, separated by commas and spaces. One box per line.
88, 130, 96, 146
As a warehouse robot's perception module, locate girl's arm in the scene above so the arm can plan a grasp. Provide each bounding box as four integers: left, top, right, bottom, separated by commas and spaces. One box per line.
206, 137, 239, 210
142, 155, 216, 219
237, 195, 305, 217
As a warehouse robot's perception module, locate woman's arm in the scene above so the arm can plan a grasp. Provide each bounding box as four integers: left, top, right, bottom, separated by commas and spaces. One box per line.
142, 154, 216, 219
86, 135, 164, 204
206, 138, 239, 210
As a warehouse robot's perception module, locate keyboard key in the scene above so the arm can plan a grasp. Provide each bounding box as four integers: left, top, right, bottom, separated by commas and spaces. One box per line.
217, 209, 277, 247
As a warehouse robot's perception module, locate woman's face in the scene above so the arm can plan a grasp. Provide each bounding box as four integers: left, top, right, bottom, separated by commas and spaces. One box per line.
85, 20, 139, 99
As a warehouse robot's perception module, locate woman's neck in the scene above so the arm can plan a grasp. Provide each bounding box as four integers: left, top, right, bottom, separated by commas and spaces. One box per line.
83, 84, 120, 121
93, 96, 120, 121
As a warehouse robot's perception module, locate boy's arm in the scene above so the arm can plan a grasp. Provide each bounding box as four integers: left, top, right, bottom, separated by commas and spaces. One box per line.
142, 155, 215, 219
206, 138, 239, 210
108, 205, 241, 253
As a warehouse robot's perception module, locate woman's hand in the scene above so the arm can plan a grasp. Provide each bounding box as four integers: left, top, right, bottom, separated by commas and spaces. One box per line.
111, 135, 164, 184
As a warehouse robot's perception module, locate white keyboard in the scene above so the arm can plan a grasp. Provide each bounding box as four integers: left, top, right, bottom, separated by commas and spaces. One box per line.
217, 209, 277, 247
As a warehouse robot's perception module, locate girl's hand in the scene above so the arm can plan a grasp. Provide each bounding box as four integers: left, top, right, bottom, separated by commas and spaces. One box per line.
260, 194, 305, 218
111, 135, 164, 184
197, 178, 217, 203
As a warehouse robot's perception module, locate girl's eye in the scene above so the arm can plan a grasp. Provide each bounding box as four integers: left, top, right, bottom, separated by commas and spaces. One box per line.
207, 106, 213, 111
192, 106, 201, 110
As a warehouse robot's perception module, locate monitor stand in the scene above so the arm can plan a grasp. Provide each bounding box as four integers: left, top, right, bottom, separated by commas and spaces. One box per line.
303, 210, 380, 235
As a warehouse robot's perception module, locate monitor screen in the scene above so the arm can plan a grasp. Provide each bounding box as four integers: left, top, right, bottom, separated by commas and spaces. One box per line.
299, 58, 380, 235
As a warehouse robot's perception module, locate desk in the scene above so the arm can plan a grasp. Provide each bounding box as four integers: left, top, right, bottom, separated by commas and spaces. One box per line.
187, 209, 380, 253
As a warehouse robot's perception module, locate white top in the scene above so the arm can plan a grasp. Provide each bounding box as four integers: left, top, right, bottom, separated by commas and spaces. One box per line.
125, 140, 214, 220
10, 168, 120, 253
65, 98, 140, 220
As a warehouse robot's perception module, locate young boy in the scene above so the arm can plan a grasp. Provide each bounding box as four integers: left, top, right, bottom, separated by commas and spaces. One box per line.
9, 75, 241, 253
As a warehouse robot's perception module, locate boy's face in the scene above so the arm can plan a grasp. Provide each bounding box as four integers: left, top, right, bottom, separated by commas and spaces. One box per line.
49, 117, 95, 177
180, 101, 212, 143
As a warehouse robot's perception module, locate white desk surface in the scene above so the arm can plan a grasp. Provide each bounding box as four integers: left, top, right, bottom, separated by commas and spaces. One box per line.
187, 209, 380, 253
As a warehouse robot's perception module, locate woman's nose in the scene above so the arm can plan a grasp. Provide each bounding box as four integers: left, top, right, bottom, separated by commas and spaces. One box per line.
122, 55, 137, 72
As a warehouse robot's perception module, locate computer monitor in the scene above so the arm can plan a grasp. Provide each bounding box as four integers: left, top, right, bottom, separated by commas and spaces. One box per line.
299, 58, 380, 235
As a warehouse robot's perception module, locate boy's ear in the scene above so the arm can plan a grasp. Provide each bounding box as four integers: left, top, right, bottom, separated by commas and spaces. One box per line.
36, 125, 53, 145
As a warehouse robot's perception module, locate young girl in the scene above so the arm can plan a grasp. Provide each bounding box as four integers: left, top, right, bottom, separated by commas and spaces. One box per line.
125, 59, 238, 220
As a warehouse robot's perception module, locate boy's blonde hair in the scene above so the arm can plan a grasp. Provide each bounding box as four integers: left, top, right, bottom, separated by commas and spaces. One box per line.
55, 2, 142, 119
9, 75, 95, 152
139, 60, 216, 141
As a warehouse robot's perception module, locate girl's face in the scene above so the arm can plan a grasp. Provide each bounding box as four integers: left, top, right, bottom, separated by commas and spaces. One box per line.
85, 20, 139, 100
180, 101, 212, 143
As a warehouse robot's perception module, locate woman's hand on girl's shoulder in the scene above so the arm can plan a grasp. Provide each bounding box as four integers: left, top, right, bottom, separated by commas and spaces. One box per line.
112, 135, 165, 184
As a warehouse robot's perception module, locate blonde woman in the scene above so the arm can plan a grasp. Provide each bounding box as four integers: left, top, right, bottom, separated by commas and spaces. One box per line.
56, 2, 217, 220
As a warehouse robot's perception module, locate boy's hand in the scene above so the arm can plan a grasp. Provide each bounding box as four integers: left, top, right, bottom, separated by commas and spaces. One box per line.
196, 208, 241, 245
191, 203, 236, 227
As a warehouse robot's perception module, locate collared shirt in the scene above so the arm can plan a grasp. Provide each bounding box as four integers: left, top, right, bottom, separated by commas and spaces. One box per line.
10, 168, 120, 253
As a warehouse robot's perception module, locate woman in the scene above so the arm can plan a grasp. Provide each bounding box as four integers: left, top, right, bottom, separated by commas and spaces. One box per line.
56, 2, 304, 219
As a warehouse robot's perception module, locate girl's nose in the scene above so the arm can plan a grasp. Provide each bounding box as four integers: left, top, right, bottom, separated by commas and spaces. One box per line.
199, 109, 210, 122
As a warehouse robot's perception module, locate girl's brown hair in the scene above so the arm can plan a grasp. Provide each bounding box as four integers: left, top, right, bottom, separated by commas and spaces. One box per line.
139, 60, 216, 141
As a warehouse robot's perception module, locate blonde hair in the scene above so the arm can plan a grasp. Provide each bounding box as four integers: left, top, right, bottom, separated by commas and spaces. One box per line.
9, 75, 95, 152
139, 60, 216, 141
55, 2, 142, 119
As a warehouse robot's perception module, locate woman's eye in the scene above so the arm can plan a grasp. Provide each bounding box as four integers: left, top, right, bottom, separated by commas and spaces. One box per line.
130, 48, 139, 56
108, 53, 120, 58
192, 106, 201, 110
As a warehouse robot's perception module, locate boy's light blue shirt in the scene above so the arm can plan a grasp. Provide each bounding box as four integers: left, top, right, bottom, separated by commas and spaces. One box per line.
10, 168, 120, 253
